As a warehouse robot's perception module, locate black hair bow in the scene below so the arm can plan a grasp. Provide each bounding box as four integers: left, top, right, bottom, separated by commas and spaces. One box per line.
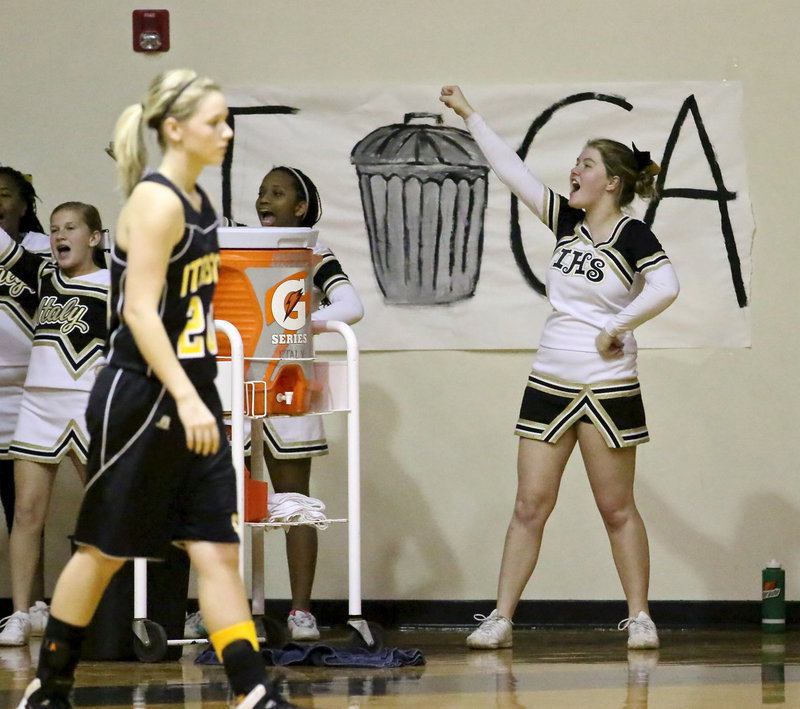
631, 143, 652, 171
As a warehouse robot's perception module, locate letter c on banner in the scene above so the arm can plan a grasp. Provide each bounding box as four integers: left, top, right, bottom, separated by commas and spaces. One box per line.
510, 93, 634, 296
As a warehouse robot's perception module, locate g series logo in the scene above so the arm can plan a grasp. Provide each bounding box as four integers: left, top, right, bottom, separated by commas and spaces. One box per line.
264, 273, 308, 332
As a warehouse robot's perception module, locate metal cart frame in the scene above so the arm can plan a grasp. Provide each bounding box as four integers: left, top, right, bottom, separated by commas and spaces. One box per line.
131, 319, 375, 661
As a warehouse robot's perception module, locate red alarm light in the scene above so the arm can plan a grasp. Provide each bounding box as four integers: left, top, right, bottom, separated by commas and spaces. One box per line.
132, 9, 170, 53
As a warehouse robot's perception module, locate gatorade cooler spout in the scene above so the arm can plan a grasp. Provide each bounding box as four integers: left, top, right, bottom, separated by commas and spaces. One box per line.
213, 227, 318, 417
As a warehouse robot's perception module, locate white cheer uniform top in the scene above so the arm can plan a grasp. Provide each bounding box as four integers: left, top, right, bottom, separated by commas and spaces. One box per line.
466, 113, 679, 356
0, 230, 51, 367
0, 227, 109, 391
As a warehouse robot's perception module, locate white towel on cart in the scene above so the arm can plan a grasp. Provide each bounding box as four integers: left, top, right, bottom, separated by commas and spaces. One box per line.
266, 493, 330, 530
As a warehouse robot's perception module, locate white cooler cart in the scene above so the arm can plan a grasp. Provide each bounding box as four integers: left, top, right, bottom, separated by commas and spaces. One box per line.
130, 279, 378, 662
235, 318, 377, 650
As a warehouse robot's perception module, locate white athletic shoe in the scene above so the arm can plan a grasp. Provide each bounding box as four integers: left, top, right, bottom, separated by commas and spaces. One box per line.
28, 602, 49, 637
618, 611, 660, 649
184, 611, 207, 639
0, 611, 31, 646
466, 609, 513, 650
287, 610, 320, 642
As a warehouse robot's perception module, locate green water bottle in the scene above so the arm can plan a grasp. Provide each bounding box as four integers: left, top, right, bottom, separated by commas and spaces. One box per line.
762, 560, 785, 633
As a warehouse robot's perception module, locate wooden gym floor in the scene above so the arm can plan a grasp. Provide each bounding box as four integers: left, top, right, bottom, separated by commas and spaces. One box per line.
1, 627, 798, 708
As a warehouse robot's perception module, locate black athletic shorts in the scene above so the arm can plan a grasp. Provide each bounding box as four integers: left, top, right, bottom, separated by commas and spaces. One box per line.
74, 366, 239, 560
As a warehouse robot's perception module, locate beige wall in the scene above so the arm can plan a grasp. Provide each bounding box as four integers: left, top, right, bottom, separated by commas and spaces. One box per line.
1, 1, 798, 604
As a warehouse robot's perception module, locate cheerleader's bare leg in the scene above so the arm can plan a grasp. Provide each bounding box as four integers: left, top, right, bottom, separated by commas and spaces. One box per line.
495, 430, 577, 619
9, 460, 57, 613
264, 450, 317, 611
579, 422, 650, 618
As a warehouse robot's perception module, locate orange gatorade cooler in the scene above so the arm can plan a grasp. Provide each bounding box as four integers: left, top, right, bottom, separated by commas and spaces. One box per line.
213, 227, 318, 416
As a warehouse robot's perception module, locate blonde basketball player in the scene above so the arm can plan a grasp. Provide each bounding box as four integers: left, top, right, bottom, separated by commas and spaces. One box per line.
17, 70, 296, 709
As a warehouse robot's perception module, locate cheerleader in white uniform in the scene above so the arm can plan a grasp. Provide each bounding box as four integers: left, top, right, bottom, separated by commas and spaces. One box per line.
0, 202, 108, 646
440, 86, 679, 651
0, 167, 51, 531
255, 166, 363, 640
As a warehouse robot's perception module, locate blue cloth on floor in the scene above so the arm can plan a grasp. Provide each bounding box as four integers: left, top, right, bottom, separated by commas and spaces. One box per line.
265, 642, 426, 667
195, 642, 425, 668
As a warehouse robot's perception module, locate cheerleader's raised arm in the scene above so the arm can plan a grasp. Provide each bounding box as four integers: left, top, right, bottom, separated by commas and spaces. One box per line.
440, 85, 547, 218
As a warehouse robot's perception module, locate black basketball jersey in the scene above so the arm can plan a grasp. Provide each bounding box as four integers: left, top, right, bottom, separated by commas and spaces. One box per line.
106, 172, 220, 386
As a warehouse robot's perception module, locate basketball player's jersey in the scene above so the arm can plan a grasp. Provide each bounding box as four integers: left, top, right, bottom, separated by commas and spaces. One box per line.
106, 173, 220, 386
538, 187, 671, 354
0, 230, 51, 366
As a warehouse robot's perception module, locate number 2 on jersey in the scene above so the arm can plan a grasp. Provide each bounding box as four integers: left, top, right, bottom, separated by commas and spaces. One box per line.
177, 295, 218, 358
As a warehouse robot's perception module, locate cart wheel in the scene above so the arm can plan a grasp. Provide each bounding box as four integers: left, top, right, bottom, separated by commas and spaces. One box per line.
133, 619, 168, 662
260, 615, 288, 649
348, 620, 385, 650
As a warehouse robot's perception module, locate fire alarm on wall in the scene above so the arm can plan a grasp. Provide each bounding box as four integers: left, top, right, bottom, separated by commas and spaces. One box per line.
132, 9, 170, 53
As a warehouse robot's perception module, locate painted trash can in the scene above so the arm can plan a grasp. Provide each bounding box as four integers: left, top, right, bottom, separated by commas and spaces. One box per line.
351, 112, 489, 305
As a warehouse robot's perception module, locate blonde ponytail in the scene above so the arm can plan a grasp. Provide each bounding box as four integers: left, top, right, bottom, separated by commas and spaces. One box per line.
113, 103, 147, 197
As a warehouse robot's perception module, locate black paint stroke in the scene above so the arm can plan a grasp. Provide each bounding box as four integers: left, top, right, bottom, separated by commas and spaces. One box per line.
221, 105, 299, 221
510, 93, 634, 296
644, 94, 747, 308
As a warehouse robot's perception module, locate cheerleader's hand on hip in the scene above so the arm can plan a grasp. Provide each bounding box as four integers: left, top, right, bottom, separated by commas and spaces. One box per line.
439, 86, 474, 120
175, 393, 220, 456
596, 330, 624, 359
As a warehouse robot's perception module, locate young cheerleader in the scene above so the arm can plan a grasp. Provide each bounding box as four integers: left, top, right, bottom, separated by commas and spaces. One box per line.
0, 167, 50, 539
0, 167, 51, 636
0, 202, 108, 647
257, 166, 363, 640
186, 166, 365, 643
16, 69, 296, 709
439, 85, 679, 650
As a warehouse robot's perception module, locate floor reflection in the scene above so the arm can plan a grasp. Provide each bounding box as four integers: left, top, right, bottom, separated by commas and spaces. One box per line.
761, 635, 786, 705
0, 628, 799, 708
624, 650, 658, 709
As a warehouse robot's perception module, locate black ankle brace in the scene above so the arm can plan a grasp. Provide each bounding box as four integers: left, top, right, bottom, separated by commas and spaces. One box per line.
221, 639, 267, 696
37, 616, 86, 693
